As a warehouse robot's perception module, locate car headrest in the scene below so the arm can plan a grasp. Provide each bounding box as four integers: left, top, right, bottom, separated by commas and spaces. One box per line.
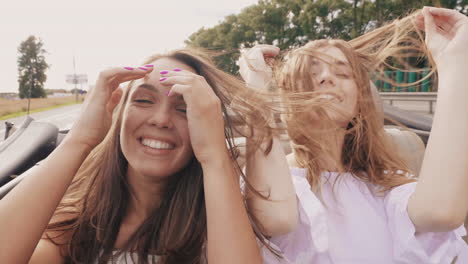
370, 82, 384, 125
369, 83, 425, 175
384, 126, 425, 176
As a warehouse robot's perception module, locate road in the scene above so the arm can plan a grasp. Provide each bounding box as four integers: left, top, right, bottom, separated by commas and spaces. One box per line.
0, 104, 82, 140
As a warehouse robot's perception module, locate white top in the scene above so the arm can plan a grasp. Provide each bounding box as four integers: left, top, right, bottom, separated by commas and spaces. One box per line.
264, 168, 468, 264
93, 252, 158, 263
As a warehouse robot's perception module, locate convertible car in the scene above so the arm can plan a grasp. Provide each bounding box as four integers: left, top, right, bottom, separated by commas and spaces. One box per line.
2, 95, 465, 244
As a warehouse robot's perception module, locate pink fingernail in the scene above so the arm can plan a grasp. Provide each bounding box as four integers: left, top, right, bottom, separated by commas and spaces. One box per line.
159, 77, 167, 81
166, 90, 171, 96
124, 67, 134, 70
160, 70, 169, 74
173, 69, 182, 72
138, 67, 149, 71
145, 64, 154, 67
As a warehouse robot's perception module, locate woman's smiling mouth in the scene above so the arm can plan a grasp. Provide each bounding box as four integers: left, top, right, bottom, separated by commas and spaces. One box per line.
139, 137, 176, 155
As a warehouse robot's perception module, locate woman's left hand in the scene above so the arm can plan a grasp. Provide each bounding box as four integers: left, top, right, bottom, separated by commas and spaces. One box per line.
160, 70, 227, 165
409, 7, 468, 233
416, 7, 468, 66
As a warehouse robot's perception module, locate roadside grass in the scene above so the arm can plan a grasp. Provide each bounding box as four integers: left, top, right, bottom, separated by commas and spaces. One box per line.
0, 96, 84, 120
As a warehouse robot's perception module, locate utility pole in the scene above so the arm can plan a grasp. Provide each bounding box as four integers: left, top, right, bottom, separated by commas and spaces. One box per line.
73, 56, 78, 103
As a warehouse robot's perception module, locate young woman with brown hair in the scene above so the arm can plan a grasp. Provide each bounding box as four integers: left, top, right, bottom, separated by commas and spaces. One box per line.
241, 6, 468, 263
0, 48, 291, 263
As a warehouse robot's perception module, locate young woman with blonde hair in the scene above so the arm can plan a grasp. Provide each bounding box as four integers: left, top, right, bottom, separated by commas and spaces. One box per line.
241, 6, 468, 263
0, 48, 292, 263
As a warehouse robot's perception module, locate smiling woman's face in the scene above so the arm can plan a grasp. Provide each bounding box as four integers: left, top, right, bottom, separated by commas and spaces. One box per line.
120, 58, 195, 179
310, 46, 359, 128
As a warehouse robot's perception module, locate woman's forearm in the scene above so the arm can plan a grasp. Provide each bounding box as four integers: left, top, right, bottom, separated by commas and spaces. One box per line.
245, 137, 298, 236
202, 148, 262, 264
0, 136, 91, 263
409, 60, 468, 232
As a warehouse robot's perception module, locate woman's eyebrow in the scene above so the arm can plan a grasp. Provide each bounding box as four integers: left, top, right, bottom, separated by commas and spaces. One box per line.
135, 83, 185, 102
136, 83, 159, 93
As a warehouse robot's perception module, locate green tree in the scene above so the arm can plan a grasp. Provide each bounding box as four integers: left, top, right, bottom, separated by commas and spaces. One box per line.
187, 0, 468, 74
17, 36, 49, 99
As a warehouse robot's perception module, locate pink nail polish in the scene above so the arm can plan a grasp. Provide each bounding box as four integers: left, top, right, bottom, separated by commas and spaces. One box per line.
124, 67, 134, 70
160, 70, 169, 74
160, 77, 167, 81
138, 67, 148, 71
166, 90, 171, 96
173, 69, 182, 72
145, 64, 154, 67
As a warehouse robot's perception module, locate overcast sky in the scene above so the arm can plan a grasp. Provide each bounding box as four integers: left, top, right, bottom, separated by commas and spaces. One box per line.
0, 0, 259, 93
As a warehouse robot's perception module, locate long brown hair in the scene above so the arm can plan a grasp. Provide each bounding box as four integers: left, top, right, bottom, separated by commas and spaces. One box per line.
45, 47, 277, 263
277, 10, 431, 193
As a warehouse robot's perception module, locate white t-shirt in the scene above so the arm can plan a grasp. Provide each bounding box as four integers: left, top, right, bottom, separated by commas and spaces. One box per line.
266, 168, 468, 264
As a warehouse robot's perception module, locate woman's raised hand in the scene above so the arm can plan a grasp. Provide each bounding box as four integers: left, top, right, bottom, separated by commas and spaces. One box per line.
408, 7, 468, 232
416, 7, 468, 66
238, 45, 280, 89
70, 66, 153, 150
160, 70, 226, 165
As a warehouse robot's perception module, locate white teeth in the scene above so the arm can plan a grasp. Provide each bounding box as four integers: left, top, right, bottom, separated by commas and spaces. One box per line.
141, 138, 174, 150
318, 94, 337, 100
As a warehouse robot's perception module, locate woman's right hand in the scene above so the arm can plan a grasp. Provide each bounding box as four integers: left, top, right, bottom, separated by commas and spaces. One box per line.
68, 66, 153, 150
238, 45, 280, 90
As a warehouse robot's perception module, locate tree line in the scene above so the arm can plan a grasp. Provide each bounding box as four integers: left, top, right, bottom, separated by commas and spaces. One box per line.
15, 1, 467, 98
186, 0, 467, 75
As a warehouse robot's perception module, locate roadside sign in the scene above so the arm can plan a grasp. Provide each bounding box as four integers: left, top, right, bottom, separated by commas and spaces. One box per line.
66, 74, 88, 84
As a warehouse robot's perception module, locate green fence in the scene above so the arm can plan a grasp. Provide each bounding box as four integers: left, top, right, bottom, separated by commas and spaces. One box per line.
374, 70, 434, 92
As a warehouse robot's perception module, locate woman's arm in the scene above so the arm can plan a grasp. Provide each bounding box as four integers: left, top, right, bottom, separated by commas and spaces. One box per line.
408, 7, 468, 232
162, 70, 262, 263
202, 151, 262, 263
0, 66, 152, 263
29, 239, 65, 264
239, 45, 298, 236
0, 140, 90, 263
245, 137, 298, 237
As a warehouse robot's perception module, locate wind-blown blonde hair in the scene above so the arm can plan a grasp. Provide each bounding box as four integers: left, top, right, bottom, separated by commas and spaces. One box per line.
277, 10, 432, 193
45, 47, 278, 263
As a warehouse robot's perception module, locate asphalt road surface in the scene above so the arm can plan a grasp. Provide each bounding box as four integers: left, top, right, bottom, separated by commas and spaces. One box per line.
0, 104, 82, 140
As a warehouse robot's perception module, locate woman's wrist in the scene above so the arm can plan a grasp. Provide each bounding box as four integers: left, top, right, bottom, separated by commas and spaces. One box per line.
436, 54, 468, 76
59, 134, 95, 156
199, 146, 232, 170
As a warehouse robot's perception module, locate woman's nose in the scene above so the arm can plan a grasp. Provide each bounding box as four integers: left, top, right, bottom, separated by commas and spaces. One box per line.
148, 107, 173, 129
318, 66, 336, 88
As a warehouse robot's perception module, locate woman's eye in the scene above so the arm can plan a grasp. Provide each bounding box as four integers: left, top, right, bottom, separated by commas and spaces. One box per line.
336, 72, 350, 78
176, 108, 187, 114
134, 99, 154, 104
